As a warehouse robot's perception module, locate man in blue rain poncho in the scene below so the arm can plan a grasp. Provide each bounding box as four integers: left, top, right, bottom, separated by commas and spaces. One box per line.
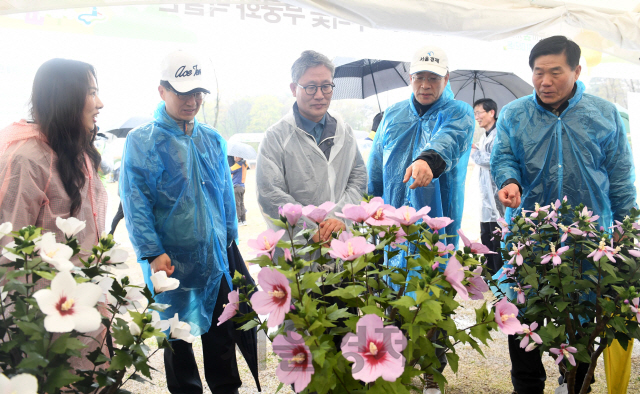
367, 45, 475, 394
491, 36, 636, 394
120, 51, 243, 394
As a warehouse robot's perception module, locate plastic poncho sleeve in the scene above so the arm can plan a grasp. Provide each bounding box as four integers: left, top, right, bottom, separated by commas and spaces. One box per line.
222, 140, 239, 246
490, 113, 521, 190
604, 111, 636, 222
419, 103, 475, 174
119, 134, 165, 259
256, 128, 315, 229
333, 125, 368, 213
367, 113, 386, 198
470, 144, 491, 168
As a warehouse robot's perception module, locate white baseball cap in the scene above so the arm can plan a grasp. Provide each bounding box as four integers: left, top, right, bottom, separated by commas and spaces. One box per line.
410, 46, 449, 77
160, 50, 210, 93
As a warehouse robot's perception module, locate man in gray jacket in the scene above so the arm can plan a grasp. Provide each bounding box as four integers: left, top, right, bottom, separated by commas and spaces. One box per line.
257, 50, 367, 242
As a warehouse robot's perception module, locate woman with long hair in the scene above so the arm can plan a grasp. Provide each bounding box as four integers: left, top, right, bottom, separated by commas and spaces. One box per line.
0, 58, 106, 253
0, 58, 108, 369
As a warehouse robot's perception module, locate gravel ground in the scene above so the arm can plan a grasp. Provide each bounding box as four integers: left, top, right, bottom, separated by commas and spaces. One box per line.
105, 167, 640, 394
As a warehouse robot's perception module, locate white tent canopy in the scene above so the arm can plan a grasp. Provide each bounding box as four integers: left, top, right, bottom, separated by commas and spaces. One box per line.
1, 0, 639, 63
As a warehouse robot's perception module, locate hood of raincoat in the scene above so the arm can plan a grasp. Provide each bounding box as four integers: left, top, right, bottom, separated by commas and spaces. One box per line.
491, 80, 636, 227
256, 107, 367, 237
368, 83, 475, 248
120, 102, 238, 336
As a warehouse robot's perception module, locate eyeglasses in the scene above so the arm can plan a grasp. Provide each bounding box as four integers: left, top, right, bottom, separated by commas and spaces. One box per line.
413, 75, 443, 84
474, 111, 487, 116
167, 86, 207, 101
297, 83, 335, 95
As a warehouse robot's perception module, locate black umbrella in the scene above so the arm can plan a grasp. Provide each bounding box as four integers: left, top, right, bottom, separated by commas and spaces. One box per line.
448, 70, 533, 113
332, 59, 411, 112
105, 116, 154, 138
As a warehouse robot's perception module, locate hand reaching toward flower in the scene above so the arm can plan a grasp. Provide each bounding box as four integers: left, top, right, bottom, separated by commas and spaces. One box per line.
319, 218, 346, 242
151, 253, 175, 276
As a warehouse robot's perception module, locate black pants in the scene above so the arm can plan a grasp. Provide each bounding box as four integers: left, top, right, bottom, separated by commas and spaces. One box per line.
508, 334, 593, 394
109, 202, 124, 235
480, 221, 503, 276
164, 279, 241, 394
233, 185, 246, 222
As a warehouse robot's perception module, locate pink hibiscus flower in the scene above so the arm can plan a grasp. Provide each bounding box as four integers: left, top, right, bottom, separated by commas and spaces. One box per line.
365, 198, 397, 226
508, 242, 525, 266
301, 202, 336, 224
559, 223, 583, 242
248, 229, 286, 259
540, 244, 569, 266
336, 204, 371, 223
458, 229, 497, 254
426, 241, 455, 257
328, 236, 375, 261
517, 322, 542, 350
217, 289, 239, 326
494, 298, 523, 335
390, 227, 407, 248
250, 268, 291, 327
512, 283, 532, 304
341, 314, 407, 383
465, 267, 489, 300
273, 331, 314, 392
550, 343, 578, 366
282, 203, 303, 225
444, 256, 469, 300
630, 298, 640, 321
587, 237, 616, 262
387, 206, 431, 226
423, 216, 454, 232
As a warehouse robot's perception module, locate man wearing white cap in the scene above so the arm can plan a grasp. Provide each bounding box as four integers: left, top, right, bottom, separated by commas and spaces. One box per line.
120, 50, 245, 394
367, 45, 475, 394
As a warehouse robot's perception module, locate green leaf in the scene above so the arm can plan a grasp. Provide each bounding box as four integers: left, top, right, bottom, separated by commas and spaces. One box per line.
274, 382, 284, 394
390, 296, 416, 309
360, 305, 386, 319
239, 320, 260, 330
470, 323, 492, 345
270, 217, 287, 229
325, 285, 366, 299
148, 303, 170, 312
111, 324, 135, 347
50, 334, 86, 354
42, 368, 80, 392
108, 349, 134, 370
327, 307, 355, 321
555, 301, 571, 312
17, 353, 48, 369
445, 352, 459, 373
414, 300, 443, 324
33, 270, 56, 280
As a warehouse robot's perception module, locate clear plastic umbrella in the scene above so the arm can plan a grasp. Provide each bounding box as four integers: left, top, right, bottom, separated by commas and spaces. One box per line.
227, 141, 257, 160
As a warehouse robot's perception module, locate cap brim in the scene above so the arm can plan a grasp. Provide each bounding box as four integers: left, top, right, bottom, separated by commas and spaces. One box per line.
169, 79, 210, 94
410, 64, 448, 77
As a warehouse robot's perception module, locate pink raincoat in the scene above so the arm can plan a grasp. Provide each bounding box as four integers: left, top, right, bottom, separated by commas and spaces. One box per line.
0, 120, 109, 369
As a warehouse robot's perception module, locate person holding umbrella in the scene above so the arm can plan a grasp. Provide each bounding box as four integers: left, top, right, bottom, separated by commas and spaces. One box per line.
230, 155, 249, 226
120, 50, 259, 394
368, 45, 475, 394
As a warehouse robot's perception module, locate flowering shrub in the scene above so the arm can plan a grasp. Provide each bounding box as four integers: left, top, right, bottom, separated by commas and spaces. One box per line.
493, 199, 640, 394
221, 197, 508, 393
0, 219, 191, 393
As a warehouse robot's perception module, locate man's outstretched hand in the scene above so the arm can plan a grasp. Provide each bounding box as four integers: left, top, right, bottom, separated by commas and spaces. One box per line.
403, 160, 434, 189
498, 183, 521, 208
151, 253, 175, 276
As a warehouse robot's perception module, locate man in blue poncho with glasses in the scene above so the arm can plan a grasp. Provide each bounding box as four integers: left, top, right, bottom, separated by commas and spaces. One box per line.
491, 35, 636, 394
367, 45, 475, 394
120, 50, 248, 394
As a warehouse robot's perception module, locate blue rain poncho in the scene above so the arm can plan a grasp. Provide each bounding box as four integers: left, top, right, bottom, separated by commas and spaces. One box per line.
120, 102, 237, 337
368, 84, 475, 248
491, 80, 636, 227
490, 81, 636, 303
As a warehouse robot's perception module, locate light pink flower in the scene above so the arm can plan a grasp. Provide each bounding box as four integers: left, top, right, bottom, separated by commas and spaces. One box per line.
494, 298, 523, 335
217, 289, 240, 326
508, 242, 525, 266
458, 229, 497, 254
273, 331, 314, 392
512, 283, 532, 304
466, 267, 489, 300
587, 237, 616, 262
630, 298, 640, 321
540, 244, 569, 266
498, 266, 516, 280
495, 218, 510, 240
250, 268, 291, 327
629, 249, 640, 258
301, 202, 336, 224
426, 241, 455, 257
283, 248, 292, 262
423, 216, 454, 232
559, 223, 583, 242
517, 322, 542, 349
444, 256, 469, 300
390, 228, 407, 248
248, 229, 285, 258
365, 198, 397, 226
341, 314, 407, 383
579, 206, 599, 223
338, 231, 354, 242
328, 236, 375, 261
387, 206, 431, 226
550, 343, 578, 366
336, 204, 371, 223
282, 203, 303, 225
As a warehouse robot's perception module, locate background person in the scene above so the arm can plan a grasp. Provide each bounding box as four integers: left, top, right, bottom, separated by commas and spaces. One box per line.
230, 155, 248, 226
471, 98, 504, 276
0, 58, 108, 369
491, 35, 636, 394
120, 50, 247, 394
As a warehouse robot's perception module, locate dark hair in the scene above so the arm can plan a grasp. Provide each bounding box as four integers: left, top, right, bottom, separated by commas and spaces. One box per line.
528, 36, 581, 70
30, 58, 101, 216
371, 112, 384, 132
473, 98, 498, 120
